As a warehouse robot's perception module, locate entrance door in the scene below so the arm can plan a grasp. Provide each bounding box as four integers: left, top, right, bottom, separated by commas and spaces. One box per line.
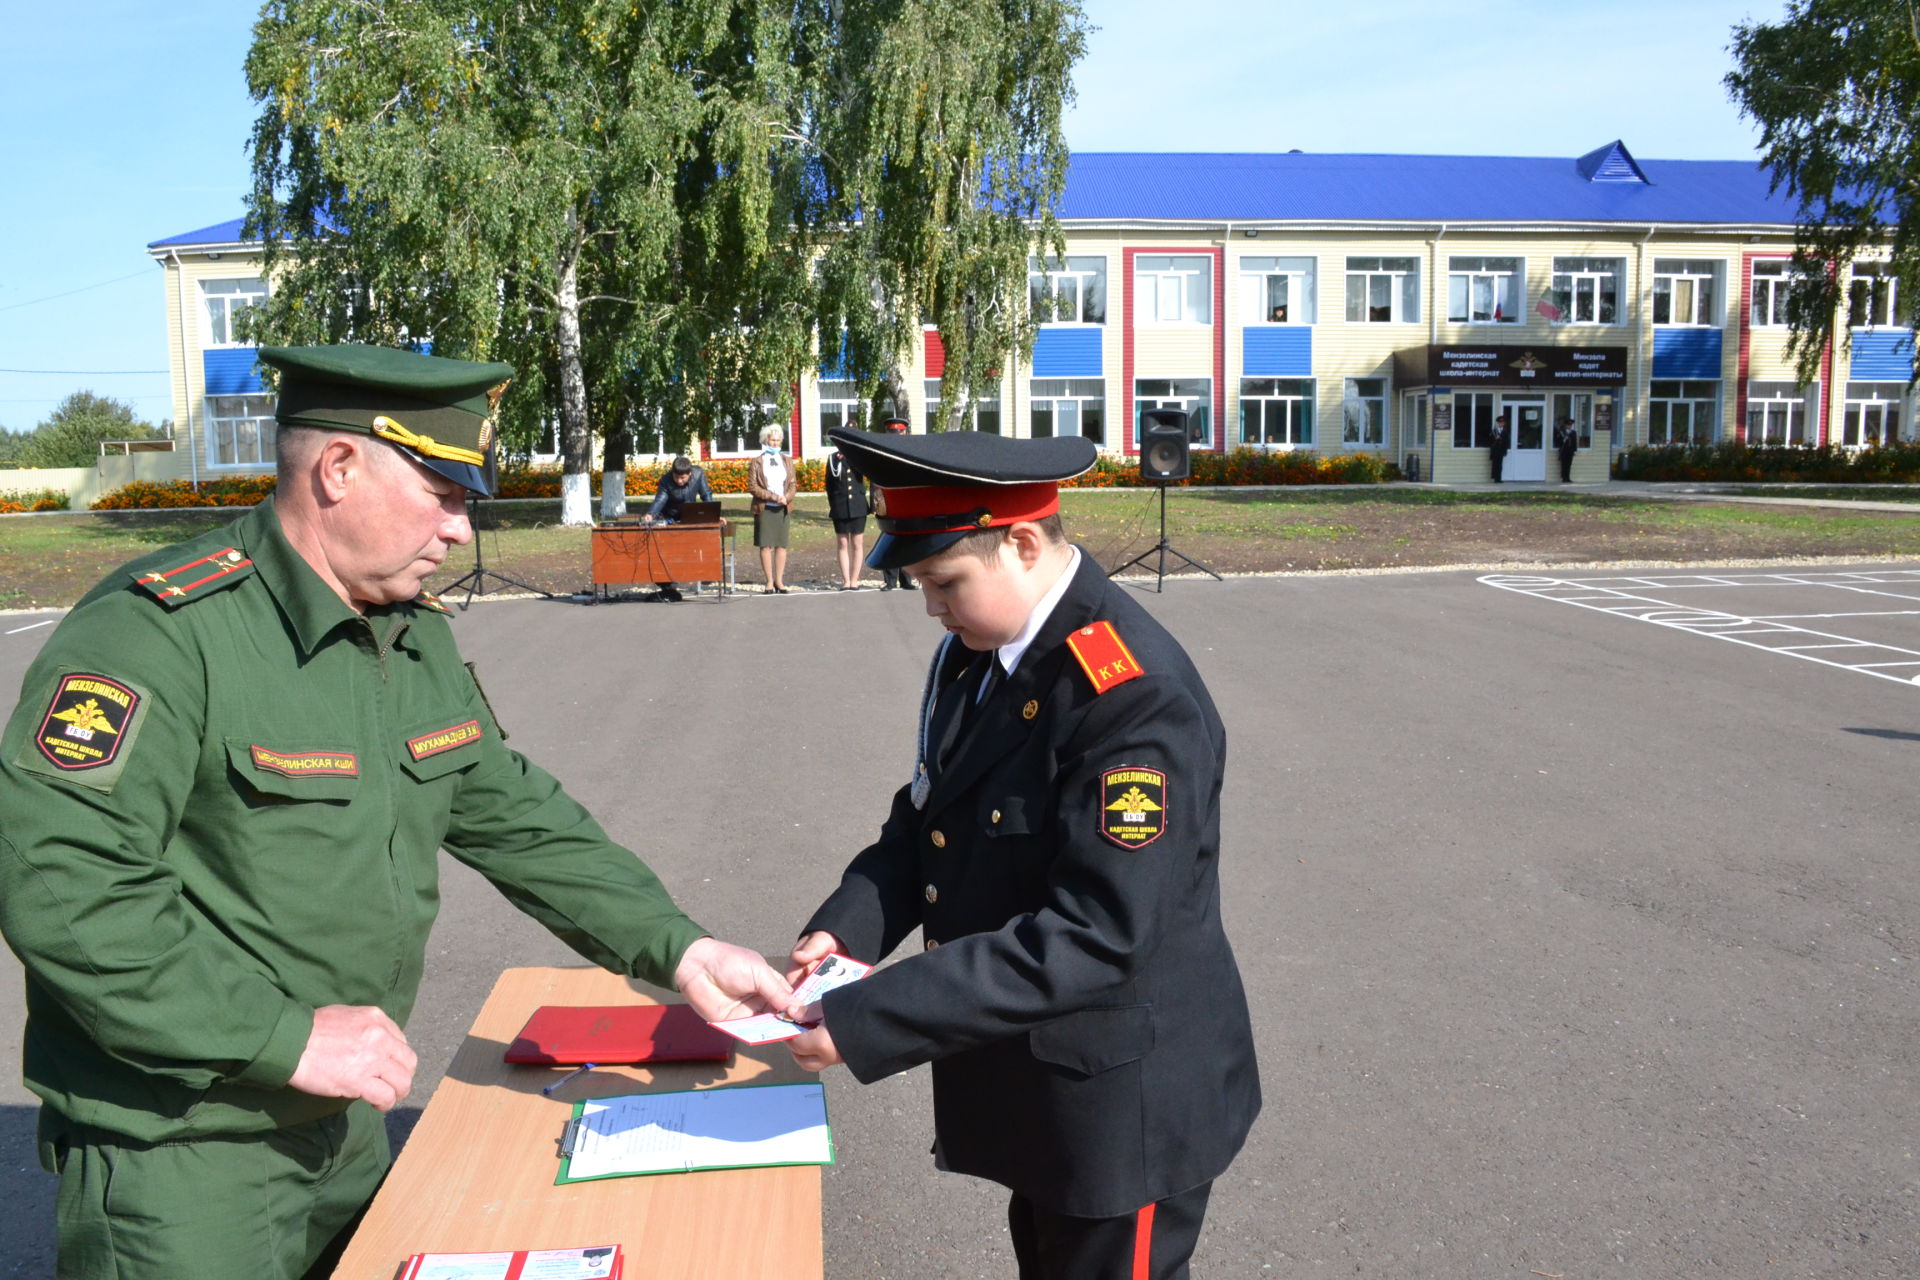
1505, 398, 1546, 481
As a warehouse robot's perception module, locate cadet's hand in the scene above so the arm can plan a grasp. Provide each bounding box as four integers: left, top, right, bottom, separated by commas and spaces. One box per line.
787, 1006, 844, 1072
674, 936, 794, 1021
289, 1005, 417, 1112
786, 930, 845, 985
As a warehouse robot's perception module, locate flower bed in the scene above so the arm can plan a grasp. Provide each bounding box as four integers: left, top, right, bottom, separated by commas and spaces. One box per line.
91, 475, 280, 509
1614, 442, 1920, 484
0, 487, 71, 514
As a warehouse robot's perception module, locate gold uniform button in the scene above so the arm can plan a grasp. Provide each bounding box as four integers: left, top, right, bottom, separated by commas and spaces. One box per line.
925, 938, 940, 950
990, 809, 1002, 825
924, 884, 938, 904
930, 829, 946, 848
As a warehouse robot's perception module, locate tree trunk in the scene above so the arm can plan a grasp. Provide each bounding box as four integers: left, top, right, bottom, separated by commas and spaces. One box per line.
600, 417, 629, 520
555, 220, 594, 527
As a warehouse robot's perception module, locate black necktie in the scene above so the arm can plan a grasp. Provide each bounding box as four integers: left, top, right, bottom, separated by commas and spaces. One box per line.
963, 652, 1002, 734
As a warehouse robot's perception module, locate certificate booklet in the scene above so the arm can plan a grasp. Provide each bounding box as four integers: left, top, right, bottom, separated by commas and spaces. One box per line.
504, 1003, 731, 1065
556, 1082, 832, 1184
401, 1245, 622, 1280
711, 953, 873, 1045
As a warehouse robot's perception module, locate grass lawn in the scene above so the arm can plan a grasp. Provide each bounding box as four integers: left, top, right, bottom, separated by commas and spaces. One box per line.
4, 489, 1920, 611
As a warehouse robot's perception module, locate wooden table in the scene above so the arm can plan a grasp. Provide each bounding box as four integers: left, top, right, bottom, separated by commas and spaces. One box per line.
330, 966, 821, 1279
590, 522, 733, 598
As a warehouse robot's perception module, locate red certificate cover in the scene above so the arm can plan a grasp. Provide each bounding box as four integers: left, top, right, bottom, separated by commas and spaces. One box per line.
504, 1004, 732, 1065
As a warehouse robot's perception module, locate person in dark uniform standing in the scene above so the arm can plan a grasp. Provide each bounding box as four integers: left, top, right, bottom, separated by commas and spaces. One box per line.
642, 454, 713, 601
1488, 410, 1511, 483
0, 345, 792, 1280
824, 441, 873, 589
1553, 415, 1579, 483
784, 428, 1261, 1280
875, 417, 917, 591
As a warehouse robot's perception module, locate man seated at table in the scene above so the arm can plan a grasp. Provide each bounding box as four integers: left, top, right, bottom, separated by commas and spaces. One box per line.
641, 455, 714, 601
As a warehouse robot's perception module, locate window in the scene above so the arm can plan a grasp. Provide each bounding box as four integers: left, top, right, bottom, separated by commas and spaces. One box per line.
1029, 378, 1105, 444
1341, 378, 1387, 447
1029, 257, 1107, 325
1133, 255, 1212, 325
818, 379, 864, 437
1842, 382, 1907, 447
202, 278, 267, 346
1239, 257, 1316, 325
1746, 381, 1817, 445
1345, 257, 1420, 324
1404, 393, 1429, 449
1133, 379, 1211, 447
1647, 380, 1719, 445
1551, 392, 1595, 449
1447, 256, 1522, 324
1547, 257, 1623, 325
1750, 259, 1809, 327
206, 393, 277, 467
1239, 379, 1314, 447
925, 380, 1001, 434
1451, 391, 1498, 449
1848, 262, 1899, 328
712, 393, 784, 455
1653, 259, 1721, 327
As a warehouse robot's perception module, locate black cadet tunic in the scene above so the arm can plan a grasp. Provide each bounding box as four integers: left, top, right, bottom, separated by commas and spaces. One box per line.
806, 551, 1262, 1218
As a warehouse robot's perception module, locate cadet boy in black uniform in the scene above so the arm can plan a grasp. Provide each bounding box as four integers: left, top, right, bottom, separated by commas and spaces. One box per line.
785, 428, 1261, 1279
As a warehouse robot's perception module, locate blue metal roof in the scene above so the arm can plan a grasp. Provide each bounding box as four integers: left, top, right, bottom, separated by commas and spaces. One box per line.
1056, 144, 1794, 226
152, 143, 1800, 245
149, 216, 252, 248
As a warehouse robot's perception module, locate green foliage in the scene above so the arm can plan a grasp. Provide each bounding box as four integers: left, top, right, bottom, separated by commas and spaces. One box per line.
18, 392, 162, 469
1728, 3, 1920, 384
1614, 441, 1920, 483
0, 487, 71, 513
0, 427, 32, 465
243, 0, 1087, 517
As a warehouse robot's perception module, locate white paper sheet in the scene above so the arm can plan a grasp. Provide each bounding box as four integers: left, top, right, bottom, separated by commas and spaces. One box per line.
560, 1083, 831, 1181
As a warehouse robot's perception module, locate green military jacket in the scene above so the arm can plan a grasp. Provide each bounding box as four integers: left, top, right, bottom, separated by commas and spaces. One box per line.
0, 499, 707, 1142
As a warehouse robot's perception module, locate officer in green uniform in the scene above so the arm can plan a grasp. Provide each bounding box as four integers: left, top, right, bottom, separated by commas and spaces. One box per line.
0, 345, 793, 1280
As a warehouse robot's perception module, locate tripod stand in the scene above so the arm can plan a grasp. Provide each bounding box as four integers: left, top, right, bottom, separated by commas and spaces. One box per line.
1108, 483, 1221, 592
443, 496, 552, 610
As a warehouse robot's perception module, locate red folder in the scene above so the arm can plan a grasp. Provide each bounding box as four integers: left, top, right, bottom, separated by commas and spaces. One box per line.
503, 1004, 732, 1065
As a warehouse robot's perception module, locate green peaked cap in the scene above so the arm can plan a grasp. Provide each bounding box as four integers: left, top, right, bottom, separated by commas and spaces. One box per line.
257, 344, 515, 495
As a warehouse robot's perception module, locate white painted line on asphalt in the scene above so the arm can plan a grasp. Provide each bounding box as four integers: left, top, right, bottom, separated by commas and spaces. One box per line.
5, 620, 53, 635
1480, 570, 1920, 689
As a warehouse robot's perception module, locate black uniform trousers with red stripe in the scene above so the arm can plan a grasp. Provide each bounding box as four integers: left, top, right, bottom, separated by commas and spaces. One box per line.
808, 553, 1261, 1279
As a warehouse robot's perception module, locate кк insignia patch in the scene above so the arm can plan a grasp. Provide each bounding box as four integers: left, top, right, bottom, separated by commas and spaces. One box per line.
1099, 765, 1166, 848
33, 673, 141, 774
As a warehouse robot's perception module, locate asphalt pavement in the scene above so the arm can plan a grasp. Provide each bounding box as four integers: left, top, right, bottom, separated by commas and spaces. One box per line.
2, 566, 1916, 1277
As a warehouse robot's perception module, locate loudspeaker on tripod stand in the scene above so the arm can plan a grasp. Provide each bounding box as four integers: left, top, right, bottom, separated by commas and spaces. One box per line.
1138, 408, 1192, 482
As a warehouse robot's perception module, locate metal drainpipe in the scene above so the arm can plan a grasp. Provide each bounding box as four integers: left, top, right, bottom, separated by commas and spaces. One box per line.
1429, 224, 1448, 344
169, 249, 201, 491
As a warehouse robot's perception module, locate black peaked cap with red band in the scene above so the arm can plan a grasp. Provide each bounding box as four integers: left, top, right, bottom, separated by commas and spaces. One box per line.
829, 427, 1098, 570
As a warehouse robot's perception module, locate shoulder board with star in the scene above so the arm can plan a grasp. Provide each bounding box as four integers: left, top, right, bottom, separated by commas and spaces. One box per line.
1064, 620, 1146, 695
129, 547, 256, 609
412, 590, 454, 615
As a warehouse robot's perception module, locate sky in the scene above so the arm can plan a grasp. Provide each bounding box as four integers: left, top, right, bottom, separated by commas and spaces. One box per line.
0, 0, 1781, 434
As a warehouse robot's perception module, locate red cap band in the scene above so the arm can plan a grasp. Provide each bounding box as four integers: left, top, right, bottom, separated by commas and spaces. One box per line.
877, 482, 1061, 534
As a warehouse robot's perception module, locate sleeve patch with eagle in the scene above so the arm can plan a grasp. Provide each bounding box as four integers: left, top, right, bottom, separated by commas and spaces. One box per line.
1100, 765, 1166, 848
16, 671, 152, 791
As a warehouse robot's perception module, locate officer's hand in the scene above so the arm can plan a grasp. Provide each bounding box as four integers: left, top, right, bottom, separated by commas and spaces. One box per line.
787, 1007, 844, 1072
289, 1005, 417, 1112
674, 936, 794, 1021
786, 930, 845, 985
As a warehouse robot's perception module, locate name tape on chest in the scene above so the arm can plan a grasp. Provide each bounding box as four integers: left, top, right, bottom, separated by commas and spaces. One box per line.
1065, 621, 1144, 695
407, 718, 483, 761
1100, 766, 1167, 849
250, 745, 360, 777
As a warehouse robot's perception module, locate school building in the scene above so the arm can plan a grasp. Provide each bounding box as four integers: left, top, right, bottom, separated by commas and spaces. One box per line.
140, 141, 1914, 491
